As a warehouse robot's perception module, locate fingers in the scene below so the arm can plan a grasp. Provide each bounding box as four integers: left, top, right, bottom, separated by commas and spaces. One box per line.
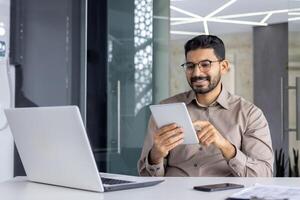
152, 124, 184, 158
166, 137, 184, 150
157, 123, 178, 136
198, 125, 214, 140
195, 121, 217, 147
154, 126, 183, 145
198, 128, 213, 143
161, 131, 184, 146
201, 134, 215, 146
192, 120, 210, 129
159, 127, 183, 142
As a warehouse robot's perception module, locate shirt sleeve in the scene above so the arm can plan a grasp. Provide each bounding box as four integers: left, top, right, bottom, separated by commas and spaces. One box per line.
227, 106, 274, 177
137, 116, 166, 176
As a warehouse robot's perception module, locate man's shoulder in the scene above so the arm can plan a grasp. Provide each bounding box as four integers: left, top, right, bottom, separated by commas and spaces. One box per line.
160, 91, 191, 104
228, 93, 263, 115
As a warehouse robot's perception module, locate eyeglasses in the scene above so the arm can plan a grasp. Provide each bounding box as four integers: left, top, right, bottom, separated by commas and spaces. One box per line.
180, 59, 222, 73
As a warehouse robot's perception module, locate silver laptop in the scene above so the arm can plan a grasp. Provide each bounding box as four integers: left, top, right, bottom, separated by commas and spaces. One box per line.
4, 106, 164, 192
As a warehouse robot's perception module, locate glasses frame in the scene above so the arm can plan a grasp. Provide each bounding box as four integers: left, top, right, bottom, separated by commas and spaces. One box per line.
180, 59, 223, 73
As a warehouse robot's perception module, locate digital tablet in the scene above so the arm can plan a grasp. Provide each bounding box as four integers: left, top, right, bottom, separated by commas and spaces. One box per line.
149, 103, 199, 144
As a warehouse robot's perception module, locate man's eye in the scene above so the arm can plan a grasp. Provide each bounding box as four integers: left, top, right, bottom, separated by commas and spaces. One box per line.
200, 62, 210, 68
186, 63, 195, 68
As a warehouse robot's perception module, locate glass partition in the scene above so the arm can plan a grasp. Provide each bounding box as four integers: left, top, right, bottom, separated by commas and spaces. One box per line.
87, 0, 170, 175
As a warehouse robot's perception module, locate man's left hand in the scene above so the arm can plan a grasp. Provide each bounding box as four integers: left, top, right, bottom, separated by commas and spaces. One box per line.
193, 120, 236, 160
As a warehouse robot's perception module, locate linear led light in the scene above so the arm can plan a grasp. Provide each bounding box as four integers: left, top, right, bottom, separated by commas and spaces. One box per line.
170, 6, 203, 19
153, 16, 169, 20
289, 12, 300, 15
260, 13, 273, 23
208, 18, 267, 26
171, 9, 300, 22
288, 17, 300, 21
171, 18, 267, 26
216, 9, 288, 19
170, 31, 206, 36
171, 17, 199, 21
171, 19, 202, 26
203, 20, 209, 35
170, 2, 298, 34
205, 0, 237, 18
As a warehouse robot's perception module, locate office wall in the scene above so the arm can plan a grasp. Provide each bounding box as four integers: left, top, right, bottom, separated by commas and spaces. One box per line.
11, 0, 85, 176
11, 0, 83, 108
0, 0, 14, 182
289, 31, 300, 168
254, 23, 289, 176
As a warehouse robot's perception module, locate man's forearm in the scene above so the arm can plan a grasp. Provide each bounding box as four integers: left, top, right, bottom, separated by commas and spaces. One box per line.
219, 140, 236, 160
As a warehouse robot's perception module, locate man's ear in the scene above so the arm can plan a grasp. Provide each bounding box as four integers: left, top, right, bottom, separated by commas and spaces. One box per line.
220, 59, 230, 75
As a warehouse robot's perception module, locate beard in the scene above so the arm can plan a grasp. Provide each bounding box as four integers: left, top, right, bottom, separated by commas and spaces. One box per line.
188, 72, 221, 94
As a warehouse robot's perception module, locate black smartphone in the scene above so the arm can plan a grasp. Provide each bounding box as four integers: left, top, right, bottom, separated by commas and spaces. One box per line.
193, 183, 244, 192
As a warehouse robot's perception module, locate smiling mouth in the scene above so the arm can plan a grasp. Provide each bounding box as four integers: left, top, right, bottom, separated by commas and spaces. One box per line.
193, 79, 207, 83
192, 79, 209, 85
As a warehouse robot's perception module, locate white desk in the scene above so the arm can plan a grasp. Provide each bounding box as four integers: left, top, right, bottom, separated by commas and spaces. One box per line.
0, 177, 300, 200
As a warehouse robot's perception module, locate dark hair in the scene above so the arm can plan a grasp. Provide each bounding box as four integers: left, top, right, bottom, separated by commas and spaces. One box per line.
184, 35, 225, 60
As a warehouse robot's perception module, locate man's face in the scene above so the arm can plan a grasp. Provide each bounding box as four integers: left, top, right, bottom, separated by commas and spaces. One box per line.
185, 48, 226, 94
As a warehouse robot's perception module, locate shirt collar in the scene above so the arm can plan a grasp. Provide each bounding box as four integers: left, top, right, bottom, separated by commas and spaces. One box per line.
185, 85, 230, 110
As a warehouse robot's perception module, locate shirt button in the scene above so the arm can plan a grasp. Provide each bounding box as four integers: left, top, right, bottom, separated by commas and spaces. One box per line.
199, 147, 203, 151
194, 163, 198, 167
232, 164, 236, 168
150, 168, 155, 172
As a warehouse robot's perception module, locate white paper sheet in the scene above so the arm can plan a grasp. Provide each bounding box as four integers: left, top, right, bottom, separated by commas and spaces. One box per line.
229, 184, 300, 200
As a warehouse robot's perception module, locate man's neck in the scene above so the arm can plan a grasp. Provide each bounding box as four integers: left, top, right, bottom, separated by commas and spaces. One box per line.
195, 83, 222, 107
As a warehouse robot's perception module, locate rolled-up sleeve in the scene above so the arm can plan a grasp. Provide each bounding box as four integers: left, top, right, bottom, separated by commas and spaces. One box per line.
137, 116, 166, 176
228, 106, 274, 177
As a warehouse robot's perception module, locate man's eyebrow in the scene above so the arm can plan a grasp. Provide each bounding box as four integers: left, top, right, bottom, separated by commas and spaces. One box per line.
186, 59, 211, 63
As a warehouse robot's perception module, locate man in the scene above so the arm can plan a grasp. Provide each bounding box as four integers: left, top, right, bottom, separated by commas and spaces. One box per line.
138, 35, 274, 177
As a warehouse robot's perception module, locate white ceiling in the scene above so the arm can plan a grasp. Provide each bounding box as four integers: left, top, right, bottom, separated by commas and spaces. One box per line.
170, 0, 300, 40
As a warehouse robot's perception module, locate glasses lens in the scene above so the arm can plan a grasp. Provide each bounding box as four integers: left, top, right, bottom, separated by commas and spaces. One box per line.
200, 61, 211, 69
184, 62, 195, 71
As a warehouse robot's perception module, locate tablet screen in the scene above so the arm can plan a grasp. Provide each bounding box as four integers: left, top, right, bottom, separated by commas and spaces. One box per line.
149, 103, 199, 144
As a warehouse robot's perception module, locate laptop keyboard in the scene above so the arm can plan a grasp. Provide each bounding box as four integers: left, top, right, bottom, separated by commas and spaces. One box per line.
101, 177, 133, 185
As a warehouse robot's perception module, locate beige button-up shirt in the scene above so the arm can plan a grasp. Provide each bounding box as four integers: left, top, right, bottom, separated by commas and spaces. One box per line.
138, 87, 274, 177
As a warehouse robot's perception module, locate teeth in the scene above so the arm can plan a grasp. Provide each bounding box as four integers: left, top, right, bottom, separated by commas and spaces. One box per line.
194, 80, 207, 82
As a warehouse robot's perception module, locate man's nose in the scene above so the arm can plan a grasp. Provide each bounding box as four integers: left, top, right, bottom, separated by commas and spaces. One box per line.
192, 64, 206, 76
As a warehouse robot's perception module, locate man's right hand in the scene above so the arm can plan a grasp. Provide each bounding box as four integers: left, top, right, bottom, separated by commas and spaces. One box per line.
149, 123, 184, 165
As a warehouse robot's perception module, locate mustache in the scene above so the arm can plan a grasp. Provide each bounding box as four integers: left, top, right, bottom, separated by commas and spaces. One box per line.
191, 76, 210, 83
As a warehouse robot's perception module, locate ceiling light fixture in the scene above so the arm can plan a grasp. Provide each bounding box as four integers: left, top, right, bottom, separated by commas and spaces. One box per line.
170, 31, 205, 36
289, 17, 300, 21
260, 13, 273, 23
170, 0, 300, 36
208, 18, 267, 26
216, 9, 289, 19
289, 12, 300, 15
170, 15, 267, 26
171, 17, 200, 21
171, 19, 202, 26
203, 20, 209, 34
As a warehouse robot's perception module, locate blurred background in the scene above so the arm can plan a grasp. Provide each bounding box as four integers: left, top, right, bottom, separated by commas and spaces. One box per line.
0, 0, 299, 180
